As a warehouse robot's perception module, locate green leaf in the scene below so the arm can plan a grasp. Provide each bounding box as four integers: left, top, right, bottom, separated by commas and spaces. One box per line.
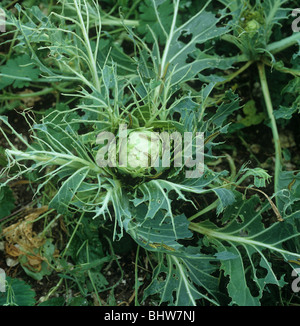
237, 166, 272, 188
170, 96, 201, 132
135, 0, 233, 86
38, 297, 65, 306
274, 78, 300, 120
0, 186, 15, 219
217, 0, 245, 14
190, 192, 300, 305
214, 250, 239, 261
0, 147, 8, 167
97, 39, 137, 75
49, 167, 90, 214
129, 205, 192, 252
143, 248, 224, 306
238, 100, 265, 127
162, 1, 232, 85
274, 103, 299, 120
137, 0, 174, 44
18, 239, 57, 281
277, 170, 300, 215
220, 246, 261, 306
0, 277, 36, 306
261, 0, 290, 32
209, 90, 240, 128
0, 54, 40, 89
213, 188, 236, 215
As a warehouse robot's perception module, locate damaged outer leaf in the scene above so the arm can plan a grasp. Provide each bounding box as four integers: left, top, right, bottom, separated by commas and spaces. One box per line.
2, 206, 51, 272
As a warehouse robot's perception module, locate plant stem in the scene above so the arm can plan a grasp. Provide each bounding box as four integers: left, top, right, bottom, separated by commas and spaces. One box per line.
159, 0, 179, 80
134, 245, 140, 306
101, 18, 139, 27
86, 244, 102, 306
42, 278, 63, 302
0, 87, 55, 101
7, 149, 103, 174
262, 58, 300, 77
73, 0, 100, 92
225, 153, 237, 181
267, 33, 300, 55
257, 62, 282, 202
188, 199, 219, 222
188, 222, 300, 259
216, 60, 253, 86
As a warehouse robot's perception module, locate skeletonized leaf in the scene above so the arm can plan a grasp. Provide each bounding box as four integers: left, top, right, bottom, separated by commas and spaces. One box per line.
143, 248, 225, 306
190, 192, 300, 305
49, 167, 90, 214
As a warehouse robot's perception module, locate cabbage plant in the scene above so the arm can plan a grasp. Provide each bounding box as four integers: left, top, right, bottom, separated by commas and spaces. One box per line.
1, 0, 300, 306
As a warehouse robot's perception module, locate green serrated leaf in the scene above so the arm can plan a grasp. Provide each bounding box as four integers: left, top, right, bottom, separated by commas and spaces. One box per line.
0, 277, 36, 306
0, 54, 40, 89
